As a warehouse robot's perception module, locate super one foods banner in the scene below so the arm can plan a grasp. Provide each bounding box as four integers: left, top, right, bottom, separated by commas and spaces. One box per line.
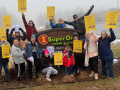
39, 34, 73, 45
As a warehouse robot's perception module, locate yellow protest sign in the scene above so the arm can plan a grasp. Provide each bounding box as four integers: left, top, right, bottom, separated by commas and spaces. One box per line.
47, 6, 55, 19
18, 0, 27, 12
1, 45, 10, 58
54, 52, 63, 65
73, 40, 82, 53
3, 15, 12, 28
106, 11, 118, 28
84, 15, 96, 32
0, 28, 7, 40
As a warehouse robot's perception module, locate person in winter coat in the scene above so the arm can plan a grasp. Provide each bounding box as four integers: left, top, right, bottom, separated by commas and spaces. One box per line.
25, 34, 43, 79
22, 12, 38, 40
11, 38, 26, 81
64, 5, 94, 39
6, 28, 27, 47
84, 31, 98, 80
0, 39, 9, 79
41, 49, 58, 81
98, 28, 116, 79
71, 32, 85, 72
50, 19, 66, 28
63, 44, 77, 76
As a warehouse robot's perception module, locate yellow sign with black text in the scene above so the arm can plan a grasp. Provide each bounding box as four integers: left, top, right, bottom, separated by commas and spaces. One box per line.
84, 15, 96, 32
18, 0, 27, 12
106, 11, 118, 28
3, 15, 12, 28
73, 40, 82, 53
1, 45, 10, 58
54, 52, 63, 65
0, 28, 7, 40
47, 6, 55, 19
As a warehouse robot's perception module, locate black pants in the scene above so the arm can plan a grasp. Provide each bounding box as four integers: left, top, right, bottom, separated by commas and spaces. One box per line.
89, 56, 98, 73
34, 58, 40, 73
75, 55, 85, 70
27, 58, 40, 76
15, 62, 25, 77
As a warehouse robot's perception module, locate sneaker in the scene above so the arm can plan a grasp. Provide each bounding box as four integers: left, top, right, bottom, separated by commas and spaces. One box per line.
46, 78, 51, 81
70, 72, 75, 77
102, 75, 107, 79
108, 77, 113, 80
89, 73, 95, 77
18, 77, 21, 81
77, 69, 80, 73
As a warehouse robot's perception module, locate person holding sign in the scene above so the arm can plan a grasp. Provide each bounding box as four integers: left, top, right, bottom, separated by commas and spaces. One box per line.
41, 49, 58, 81
25, 34, 43, 79
84, 30, 99, 80
6, 27, 27, 47
11, 38, 26, 81
63, 44, 77, 76
49, 19, 66, 28
22, 12, 38, 40
98, 29, 116, 79
71, 32, 85, 72
0, 39, 9, 79
64, 5, 94, 39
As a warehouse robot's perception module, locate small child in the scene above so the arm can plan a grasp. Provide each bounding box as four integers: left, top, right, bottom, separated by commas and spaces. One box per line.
63, 44, 77, 76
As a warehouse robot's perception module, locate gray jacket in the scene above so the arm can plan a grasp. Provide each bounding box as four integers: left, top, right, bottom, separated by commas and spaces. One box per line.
11, 45, 26, 64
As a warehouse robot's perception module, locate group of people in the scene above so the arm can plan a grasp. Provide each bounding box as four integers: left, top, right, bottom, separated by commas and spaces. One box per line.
0, 5, 116, 82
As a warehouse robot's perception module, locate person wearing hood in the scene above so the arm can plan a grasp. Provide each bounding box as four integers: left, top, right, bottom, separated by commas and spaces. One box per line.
50, 19, 66, 28
22, 12, 38, 40
64, 5, 94, 39
84, 30, 99, 80
41, 49, 58, 81
6, 27, 27, 47
11, 38, 26, 81
71, 32, 85, 72
98, 28, 116, 79
25, 34, 43, 79
0, 39, 9, 80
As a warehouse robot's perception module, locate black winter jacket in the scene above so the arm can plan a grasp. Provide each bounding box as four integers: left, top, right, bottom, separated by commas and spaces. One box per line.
64, 6, 94, 35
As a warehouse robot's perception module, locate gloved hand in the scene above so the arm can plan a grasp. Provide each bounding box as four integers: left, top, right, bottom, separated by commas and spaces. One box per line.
109, 28, 113, 33
49, 19, 52, 23
85, 39, 89, 43
6, 29, 9, 33
49, 64, 53, 67
19, 28, 24, 32
23, 54, 28, 60
68, 50, 73, 58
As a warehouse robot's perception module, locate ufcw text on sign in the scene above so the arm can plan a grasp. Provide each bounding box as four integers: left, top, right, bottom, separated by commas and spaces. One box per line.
84, 15, 96, 32
18, 0, 27, 12
3, 15, 12, 28
54, 52, 63, 66
106, 11, 118, 28
47, 6, 55, 19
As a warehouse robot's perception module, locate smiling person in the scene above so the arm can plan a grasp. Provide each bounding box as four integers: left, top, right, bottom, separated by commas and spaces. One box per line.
22, 12, 38, 41
50, 19, 66, 28
98, 28, 116, 79
41, 49, 58, 81
64, 5, 94, 39
11, 38, 26, 81
84, 30, 99, 80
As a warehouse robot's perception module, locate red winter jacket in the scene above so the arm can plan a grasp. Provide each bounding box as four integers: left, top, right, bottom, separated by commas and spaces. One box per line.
22, 15, 38, 40
63, 51, 75, 67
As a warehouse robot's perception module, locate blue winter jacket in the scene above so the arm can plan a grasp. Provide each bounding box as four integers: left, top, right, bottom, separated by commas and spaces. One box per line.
50, 22, 66, 28
25, 42, 43, 59
98, 31, 116, 61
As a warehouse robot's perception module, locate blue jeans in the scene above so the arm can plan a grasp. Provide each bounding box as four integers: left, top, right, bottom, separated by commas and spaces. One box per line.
102, 60, 114, 78
0, 62, 9, 77
80, 34, 85, 39
65, 65, 78, 75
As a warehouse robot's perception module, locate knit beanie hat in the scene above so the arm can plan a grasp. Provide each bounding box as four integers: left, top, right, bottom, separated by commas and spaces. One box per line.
31, 34, 36, 39
44, 49, 49, 54
73, 32, 78, 37
73, 14, 78, 19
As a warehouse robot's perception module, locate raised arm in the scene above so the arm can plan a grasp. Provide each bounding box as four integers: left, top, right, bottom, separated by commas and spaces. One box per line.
22, 12, 28, 28
50, 22, 57, 28
108, 28, 116, 42
64, 21, 74, 26
92, 32, 98, 42
19, 28, 27, 41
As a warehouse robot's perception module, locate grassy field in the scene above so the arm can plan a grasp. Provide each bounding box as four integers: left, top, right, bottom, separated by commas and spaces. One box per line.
18, 76, 120, 90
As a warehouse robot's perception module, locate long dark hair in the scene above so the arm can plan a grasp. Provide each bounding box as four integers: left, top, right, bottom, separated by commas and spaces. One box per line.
28, 20, 35, 28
